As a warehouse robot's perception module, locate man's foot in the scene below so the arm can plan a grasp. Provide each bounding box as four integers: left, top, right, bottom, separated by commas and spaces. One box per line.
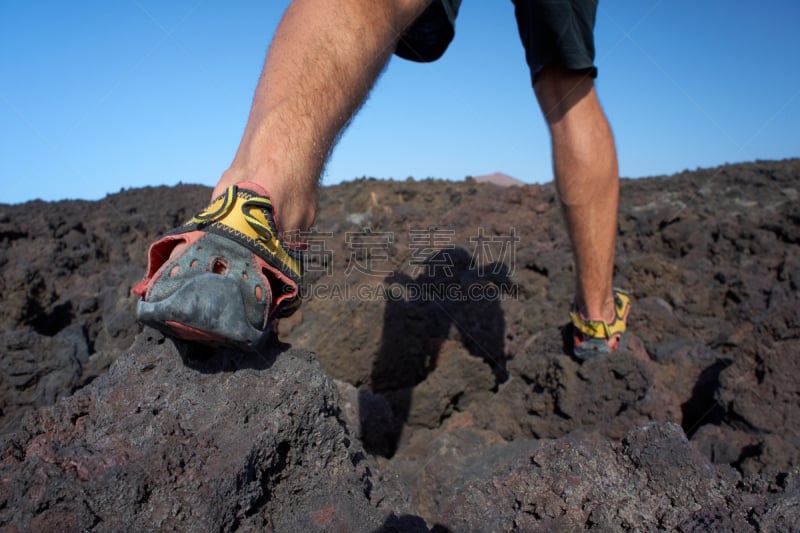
570, 289, 631, 361
133, 183, 303, 351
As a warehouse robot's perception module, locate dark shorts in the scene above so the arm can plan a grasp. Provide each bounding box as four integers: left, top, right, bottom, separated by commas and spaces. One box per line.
512, 0, 598, 82
396, 0, 597, 82
395, 0, 462, 62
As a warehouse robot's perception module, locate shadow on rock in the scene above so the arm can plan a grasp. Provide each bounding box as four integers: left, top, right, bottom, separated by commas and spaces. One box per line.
171, 330, 291, 374
367, 248, 513, 456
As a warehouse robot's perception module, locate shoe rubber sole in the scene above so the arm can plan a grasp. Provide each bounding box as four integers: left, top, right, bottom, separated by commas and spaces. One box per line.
572, 330, 628, 361
136, 272, 271, 351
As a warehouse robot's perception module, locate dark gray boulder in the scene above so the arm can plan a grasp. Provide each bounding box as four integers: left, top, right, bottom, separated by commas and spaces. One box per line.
392, 421, 798, 531
0, 330, 409, 531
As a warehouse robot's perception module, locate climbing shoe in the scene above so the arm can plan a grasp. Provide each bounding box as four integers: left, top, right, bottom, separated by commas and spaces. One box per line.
133, 182, 303, 351
570, 289, 631, 361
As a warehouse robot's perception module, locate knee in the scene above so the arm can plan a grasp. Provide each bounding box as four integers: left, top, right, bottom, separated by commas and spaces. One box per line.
534, 66, 596, 124
395, 0, 433, 20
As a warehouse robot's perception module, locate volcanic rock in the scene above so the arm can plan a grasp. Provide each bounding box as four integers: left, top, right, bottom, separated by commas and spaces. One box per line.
1, 159, 799, 530
0, 330, 412, 531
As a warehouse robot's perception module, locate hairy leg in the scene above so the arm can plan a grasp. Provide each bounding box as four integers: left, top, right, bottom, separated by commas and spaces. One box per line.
214, 0, 431, 232
534, 66, 619, 322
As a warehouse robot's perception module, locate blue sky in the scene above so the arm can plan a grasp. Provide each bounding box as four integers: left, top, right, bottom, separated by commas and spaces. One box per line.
1, 1, 798, 204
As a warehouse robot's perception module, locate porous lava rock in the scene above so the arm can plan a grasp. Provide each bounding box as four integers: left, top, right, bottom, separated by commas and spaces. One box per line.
1, 159, 800, 531
0, 330, 412, 531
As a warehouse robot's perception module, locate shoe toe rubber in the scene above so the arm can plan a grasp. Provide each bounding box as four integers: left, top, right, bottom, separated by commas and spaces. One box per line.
572, 331, 628, 362
136, 273, 270, 350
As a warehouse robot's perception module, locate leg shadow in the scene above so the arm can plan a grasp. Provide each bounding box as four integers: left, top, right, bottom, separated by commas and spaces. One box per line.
366, 248, 511, 456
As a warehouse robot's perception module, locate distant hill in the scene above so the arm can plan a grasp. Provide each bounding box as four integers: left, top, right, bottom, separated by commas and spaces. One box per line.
471, 172, 526, 187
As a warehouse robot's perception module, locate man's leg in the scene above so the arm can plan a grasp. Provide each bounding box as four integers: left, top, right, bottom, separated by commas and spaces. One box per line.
534, 66, 619, 323
135, 0, 431, 347
214, 0, 432, 233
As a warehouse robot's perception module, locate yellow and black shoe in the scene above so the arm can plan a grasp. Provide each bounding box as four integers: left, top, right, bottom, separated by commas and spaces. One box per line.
133, 182, 303, 351
570, 289, 631, 361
